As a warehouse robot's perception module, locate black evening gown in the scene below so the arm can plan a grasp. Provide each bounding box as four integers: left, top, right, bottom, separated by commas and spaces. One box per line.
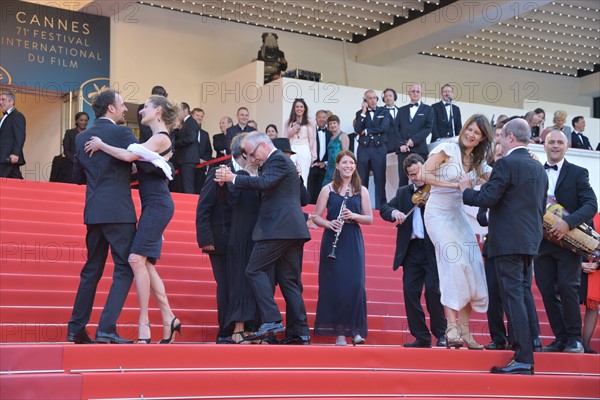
223, 169, 261, 329
129, 158, 174, 264
314, 189, 368, 338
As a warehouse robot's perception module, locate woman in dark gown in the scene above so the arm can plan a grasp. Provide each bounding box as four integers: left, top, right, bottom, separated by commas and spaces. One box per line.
312, 150, 373, 346
85, 95, 181, 344
222, 133, 261, 343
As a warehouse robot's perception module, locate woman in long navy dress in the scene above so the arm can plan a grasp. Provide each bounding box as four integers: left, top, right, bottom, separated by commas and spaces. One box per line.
85, 95, 181, 344
312, 150, 372, 346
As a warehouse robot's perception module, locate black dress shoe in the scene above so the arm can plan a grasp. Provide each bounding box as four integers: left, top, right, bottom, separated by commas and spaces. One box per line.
584, 348, 598, 354
484, 341, 507, 350
280, 335, 310, 345
216, 335, 234, 344
563, 338, 584, 353
542, 339, 566, 352
490, 359, 534, 375
95, 330, 133, 344
532, 337, 543, 352
66, 330, 95, 344
261, 333, 281, 344
436, 336, 447, 348
243, 322, 284, 341
404, 339, 432, 348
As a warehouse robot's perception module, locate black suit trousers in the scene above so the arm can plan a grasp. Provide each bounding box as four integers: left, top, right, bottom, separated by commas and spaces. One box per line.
534, 245, 582, 341
307, 165, 326, 204
208, 253, 231, 336
494, 254, 534, 364
194, 167, 208, 195
402, 239, 446, 342
357, 144, 387, 208
179, 163, 196, 194
68, 223, 135, 334
246, 239, 309, 336
0, 164, 23, 179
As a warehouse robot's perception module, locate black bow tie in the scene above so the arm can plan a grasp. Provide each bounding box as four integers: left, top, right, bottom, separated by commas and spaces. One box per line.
444, 103, 451, 107
317, 127, 326, 132
368, 109, 376, 112
544, 163, 558, 171
409, 103, 419, 108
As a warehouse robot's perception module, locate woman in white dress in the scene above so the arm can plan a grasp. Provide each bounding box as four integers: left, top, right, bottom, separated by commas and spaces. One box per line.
422, 114, 494, 349
283, 98, 316, 187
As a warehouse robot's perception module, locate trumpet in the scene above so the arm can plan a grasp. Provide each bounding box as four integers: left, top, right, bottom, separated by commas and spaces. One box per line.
328, 186, 351, 259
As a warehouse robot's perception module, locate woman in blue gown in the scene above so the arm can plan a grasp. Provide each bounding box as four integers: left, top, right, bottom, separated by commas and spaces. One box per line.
321, 115, 349, 188
312, 150, 372, 346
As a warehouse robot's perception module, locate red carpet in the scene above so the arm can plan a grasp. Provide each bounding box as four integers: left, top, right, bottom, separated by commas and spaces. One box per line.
1, 178, 598, 399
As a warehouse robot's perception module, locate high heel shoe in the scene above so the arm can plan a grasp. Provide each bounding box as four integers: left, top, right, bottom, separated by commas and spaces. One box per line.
460, 331, 484, 350
445, 323, 464, 349
159, 317, 181, 344
232, 331, 250, 344
137, 323, 151, 344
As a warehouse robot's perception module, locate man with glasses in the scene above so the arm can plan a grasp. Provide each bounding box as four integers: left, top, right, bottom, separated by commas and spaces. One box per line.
215, 132, 311, 344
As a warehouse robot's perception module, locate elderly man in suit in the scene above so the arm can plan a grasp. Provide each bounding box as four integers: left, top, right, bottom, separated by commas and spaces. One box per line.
67, 89, 138, 344
215, 132, 311, 343
0, 91, 26, 179
461, 118, 548, 375
535, 130, 597, 353
380, 154, 446, 348
396, 83, 434, 187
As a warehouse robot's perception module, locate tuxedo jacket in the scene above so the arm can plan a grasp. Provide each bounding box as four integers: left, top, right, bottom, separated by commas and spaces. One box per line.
174, 116, 200, 165
213, 133, 229, 157
196, 163, 232, 254
226, 124, 253, 144
570, 131, 593, 150
347, 133, 358, 155
63, 128, 79, 162
463, 148, 547, 257
380, 185, 435, 270
234, 149, 311, 242
314, 127, 332, 163
137, 104, 153, 143
354, 107, 391, 147
431, 101, 462, 141
381, 106, 400, 153
397, 103, 434, 155
197, 128, 213, 162
73, 118, 138, 225
0, 108, 26, 165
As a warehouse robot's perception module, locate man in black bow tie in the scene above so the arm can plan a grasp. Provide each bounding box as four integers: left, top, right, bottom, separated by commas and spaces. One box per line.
431, 84, 462, 142
461, 118, 548, 375
534, 130, 597, 354
380, 154, 446, 348
396, 83, 433, 187
570, 116, 593, 150
0, 91, 26, 179
307, 110, 331, 203
354, 89, 391, 208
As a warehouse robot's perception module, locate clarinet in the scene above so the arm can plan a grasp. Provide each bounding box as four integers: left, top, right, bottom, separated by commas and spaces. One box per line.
328, 185, 351, 259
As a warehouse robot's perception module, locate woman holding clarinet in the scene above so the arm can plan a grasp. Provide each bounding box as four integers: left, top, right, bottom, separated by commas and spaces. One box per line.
311, 150, 372, 346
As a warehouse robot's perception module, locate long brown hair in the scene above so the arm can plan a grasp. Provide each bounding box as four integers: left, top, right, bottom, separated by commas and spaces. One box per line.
458, 114, 493, 176
331, 150, 362, 195
287, 98, 309, 127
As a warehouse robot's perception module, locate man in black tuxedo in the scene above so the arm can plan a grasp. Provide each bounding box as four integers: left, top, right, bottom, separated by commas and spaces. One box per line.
67, 89, 138, 344
396, 83, 433, 187
307, 110, 331, 203
0, 91, 26, 179
196, 158, 233, 344
215, 132, 311, 343
354, 89, 391, 208
380, 154, 446, 348
431, 84, 462, 142
382, 88, 400, 154
461, 118, 547, 375
213, 116, 234, 160
174, 102, 200, 193
137, 85, 168, 143
570, 116, 593, 150
535, 130, 597, 353
347, 131, 359, 156
192, 108, 213, 193
226, 107, 253, 144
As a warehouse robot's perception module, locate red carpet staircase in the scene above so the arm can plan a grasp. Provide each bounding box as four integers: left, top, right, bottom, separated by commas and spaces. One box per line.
1, 179, 598, 399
